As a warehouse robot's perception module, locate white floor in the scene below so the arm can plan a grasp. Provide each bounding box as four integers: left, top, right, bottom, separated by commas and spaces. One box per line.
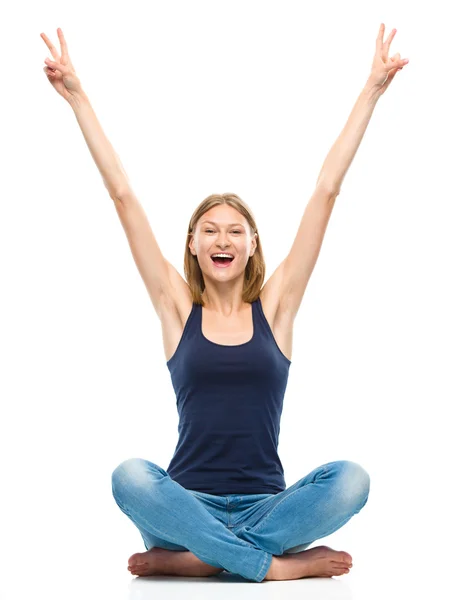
3, 543, 448, 600
126, 570, 355, 599
121, 565, 446, 600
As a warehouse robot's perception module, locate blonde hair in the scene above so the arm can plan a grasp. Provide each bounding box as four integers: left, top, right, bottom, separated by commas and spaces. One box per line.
184, 193, 265, 306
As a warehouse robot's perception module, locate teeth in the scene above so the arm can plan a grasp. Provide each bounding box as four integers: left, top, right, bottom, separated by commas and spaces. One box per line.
211, 253, 234, 259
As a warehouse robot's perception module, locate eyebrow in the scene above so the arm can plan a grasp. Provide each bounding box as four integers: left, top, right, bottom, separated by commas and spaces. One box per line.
200, 221, 245, 227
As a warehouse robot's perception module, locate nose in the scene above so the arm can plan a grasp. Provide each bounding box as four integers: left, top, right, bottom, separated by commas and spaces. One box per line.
215, 235, 232, 252
216, 243, 231, 250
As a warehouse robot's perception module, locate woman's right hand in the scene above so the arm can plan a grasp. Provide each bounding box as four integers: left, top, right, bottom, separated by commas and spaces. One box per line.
41, 28, 84, 103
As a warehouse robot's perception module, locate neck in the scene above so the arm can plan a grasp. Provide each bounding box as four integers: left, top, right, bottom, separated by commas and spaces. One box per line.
202, 293, 248, 315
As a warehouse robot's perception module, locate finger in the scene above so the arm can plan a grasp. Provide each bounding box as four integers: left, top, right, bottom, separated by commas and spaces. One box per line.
40, 33, 61, 62
396, 52, 409, 66
387, 52, 400, 67
389, 52, 408, 69
384, 28, 397, 54
57, 28, 69, 62
43, 66, 55, 77
376, 23, 385, 50
44, 57, 67, 74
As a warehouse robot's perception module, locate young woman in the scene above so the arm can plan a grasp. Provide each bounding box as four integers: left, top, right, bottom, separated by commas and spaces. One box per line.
41, 25, 408, 583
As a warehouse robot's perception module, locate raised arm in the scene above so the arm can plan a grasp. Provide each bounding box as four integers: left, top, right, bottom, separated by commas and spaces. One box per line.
276, 24, 409, 322
41, 28, 180, 319
316, 23, 409, 192
41, 28, 130, 197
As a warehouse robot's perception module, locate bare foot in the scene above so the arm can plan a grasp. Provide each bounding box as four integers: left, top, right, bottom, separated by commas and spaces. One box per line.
128, 547, 223, 577
265, 545, 353, 581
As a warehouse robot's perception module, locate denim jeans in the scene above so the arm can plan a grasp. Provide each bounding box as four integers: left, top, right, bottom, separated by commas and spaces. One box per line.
111, 458, 370, 583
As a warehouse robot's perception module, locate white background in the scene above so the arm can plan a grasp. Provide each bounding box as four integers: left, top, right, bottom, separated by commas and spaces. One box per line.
1, 1, 451, 598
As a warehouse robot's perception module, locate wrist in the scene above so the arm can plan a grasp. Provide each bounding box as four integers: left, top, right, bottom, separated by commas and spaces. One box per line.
67, 90, 89, 109
361, 78, 382, 105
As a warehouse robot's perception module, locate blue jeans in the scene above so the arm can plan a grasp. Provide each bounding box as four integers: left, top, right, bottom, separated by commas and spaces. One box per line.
111, 458, 370, 583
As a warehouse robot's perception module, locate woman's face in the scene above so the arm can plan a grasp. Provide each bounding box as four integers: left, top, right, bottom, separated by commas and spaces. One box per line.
189, 205, 256, 279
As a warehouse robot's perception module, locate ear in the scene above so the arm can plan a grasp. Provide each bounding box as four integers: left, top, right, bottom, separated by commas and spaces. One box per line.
188, 233, 196, 256
251, 232, 258, 255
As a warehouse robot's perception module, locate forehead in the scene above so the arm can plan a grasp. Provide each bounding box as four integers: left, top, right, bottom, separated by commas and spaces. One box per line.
200, 206, 246, 226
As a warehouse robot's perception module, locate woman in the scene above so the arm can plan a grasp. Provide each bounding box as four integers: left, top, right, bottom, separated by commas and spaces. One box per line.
41, 25, 408, 583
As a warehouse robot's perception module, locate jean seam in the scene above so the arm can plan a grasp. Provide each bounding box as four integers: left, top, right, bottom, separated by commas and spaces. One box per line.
114, 489, 265, 560
248, 486, 301, 535
255, 551, 272, 581
249, 468, 330, 536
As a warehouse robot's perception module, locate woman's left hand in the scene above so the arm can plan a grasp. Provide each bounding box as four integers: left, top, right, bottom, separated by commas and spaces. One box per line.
369, 23, 409, 96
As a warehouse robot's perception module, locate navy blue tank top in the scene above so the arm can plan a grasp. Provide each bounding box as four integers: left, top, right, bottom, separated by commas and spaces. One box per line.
165, 296, 291, 495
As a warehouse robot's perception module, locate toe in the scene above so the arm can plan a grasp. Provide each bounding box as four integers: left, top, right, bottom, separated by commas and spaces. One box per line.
128, 552, 146, 567
332, 560, 349, 568
341, 551, 353, 563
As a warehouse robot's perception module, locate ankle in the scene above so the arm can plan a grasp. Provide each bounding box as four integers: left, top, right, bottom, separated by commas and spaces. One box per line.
264, 556, 282, 581
154, 548, 220, 577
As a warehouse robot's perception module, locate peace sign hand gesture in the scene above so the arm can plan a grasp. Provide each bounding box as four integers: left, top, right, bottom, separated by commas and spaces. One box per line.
369, 23, 409, 97
41, 28, 84, 103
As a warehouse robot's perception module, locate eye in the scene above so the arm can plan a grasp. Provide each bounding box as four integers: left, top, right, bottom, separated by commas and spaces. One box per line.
205, 229, 242, 234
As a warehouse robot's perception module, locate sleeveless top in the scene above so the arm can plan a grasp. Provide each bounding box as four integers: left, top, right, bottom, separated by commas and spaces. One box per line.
165, 296, 291, 495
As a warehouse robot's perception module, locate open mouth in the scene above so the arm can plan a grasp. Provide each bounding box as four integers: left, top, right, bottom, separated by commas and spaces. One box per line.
211, 255, 235, 268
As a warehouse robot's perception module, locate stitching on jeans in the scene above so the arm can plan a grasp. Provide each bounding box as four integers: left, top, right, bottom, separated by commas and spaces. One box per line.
256, 551, 272, 581
249, 468, 330, 536
126, 489, 263, 556
248, 486, 306, 535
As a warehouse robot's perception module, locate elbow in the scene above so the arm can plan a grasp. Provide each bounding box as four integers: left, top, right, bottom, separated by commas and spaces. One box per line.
316, 176, 340, 198
318, 181, 340, 200
109, 186, 131, 203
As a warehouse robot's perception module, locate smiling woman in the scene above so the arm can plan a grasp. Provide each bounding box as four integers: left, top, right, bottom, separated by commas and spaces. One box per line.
184, 193, 263, 306
42, 23, 385, 583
